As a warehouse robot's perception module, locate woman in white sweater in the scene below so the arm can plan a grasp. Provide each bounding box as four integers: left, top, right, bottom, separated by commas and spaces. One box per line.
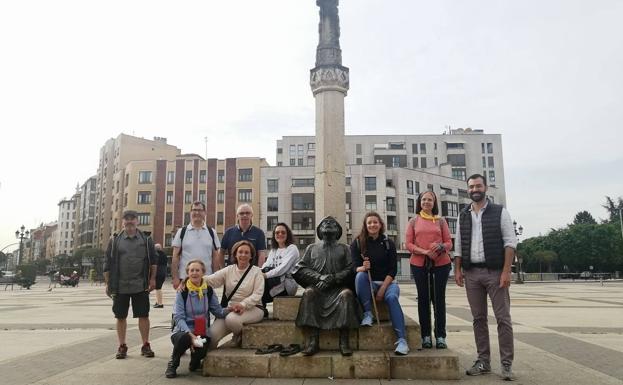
205, 240, 264, 348
261, 222, 300, 307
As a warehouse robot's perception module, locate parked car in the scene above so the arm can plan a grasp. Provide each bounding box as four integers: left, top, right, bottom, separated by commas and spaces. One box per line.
580, 271, 593, 279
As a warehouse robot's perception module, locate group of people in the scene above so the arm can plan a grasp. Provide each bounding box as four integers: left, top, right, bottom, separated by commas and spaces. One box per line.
103, 173, 518, 380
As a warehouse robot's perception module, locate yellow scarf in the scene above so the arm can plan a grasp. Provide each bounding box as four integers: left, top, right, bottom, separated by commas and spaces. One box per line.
186, 279, 208, 300
419, 211, 440, 223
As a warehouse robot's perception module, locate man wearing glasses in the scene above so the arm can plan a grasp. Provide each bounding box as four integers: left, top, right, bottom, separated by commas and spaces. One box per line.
216, 204, 267, 268
171, 201, 221, 289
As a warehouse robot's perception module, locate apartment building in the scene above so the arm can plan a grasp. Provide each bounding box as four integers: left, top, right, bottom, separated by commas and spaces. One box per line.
57, 193, 79, 256
76, 176, 97, 249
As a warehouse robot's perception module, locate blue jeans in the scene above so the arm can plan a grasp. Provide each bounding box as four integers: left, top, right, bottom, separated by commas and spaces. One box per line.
355, 271, 406, 339
411, 263, 451, 338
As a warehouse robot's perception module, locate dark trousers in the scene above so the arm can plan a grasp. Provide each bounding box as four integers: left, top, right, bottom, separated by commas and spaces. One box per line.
262, 277, 287, 306
170, 331, 209, 362
411, 263, 451, 338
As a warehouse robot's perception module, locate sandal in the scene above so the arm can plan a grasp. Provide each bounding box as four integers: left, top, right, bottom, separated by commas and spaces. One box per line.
279, 344, 301, 357
255, 344, 284, 355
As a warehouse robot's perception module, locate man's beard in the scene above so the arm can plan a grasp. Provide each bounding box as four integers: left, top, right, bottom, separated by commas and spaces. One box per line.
469, 191, 485, 202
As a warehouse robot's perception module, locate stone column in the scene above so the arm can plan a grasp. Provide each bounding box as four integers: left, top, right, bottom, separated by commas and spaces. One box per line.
311, 0, 349, 241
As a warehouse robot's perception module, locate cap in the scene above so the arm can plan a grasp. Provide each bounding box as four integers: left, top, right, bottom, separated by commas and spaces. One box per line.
122, 210, 138, 219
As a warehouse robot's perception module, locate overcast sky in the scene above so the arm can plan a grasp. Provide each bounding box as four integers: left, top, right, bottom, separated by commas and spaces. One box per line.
1, 0, 622, 253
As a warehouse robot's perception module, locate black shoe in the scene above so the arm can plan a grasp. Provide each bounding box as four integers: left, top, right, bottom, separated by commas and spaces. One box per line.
301, 330, 320, 356
153, 303, 164, 309
339, 329, 353, 356
165, 355, 180, 378
188, 357, 202, 372
279, 344, 302, 357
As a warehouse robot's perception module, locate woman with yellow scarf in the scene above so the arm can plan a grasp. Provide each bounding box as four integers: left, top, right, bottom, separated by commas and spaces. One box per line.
405, 191, 453, 350
166, 260, 228, 378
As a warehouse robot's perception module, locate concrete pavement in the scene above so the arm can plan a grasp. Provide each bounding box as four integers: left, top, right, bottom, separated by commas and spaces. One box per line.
1, 278, 622, 385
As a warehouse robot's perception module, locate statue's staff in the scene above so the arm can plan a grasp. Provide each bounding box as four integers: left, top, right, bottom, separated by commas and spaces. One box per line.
363, 254, 390, 379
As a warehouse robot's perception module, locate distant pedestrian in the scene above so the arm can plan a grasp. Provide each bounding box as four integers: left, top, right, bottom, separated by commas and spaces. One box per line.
454, 174, 518, 380
153, 243, 168, 308
104, 209, 157, 359
217, 204, 267, 268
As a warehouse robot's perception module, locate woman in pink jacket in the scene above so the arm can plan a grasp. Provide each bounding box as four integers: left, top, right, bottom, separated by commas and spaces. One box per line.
405, 191, 453, 349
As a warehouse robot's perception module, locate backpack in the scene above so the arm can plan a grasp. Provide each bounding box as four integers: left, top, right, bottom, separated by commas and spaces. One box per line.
356, 234, 391, 254
171, 285, 215, 331
179, 225, 218, 252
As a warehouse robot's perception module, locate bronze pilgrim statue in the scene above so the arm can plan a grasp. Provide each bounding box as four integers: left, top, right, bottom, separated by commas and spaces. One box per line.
293, 216, 361, 356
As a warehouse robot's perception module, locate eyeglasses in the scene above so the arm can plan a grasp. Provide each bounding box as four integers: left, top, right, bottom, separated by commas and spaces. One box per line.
191, 209, 205, 213
238, 212, 252, 216
274, 230, 287, 235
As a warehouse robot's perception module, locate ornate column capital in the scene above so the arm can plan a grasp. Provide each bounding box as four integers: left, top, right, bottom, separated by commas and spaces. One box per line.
310, 65, 349, 95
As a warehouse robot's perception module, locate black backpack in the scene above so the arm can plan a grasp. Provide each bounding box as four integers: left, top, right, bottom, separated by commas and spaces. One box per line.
171, 285, 215, 331
179, 225, 218, 252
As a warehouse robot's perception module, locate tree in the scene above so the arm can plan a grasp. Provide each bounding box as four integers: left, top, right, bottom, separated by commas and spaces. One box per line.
602, 196, 623, 223
573, 211, 596, 225
533, 250, 557, 273
0, 252, 7, 268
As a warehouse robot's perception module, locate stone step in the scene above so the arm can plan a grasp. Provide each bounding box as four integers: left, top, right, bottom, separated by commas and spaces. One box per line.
203, 348, 460, 380
272, 296, 390, 321
241, 319, 421, 351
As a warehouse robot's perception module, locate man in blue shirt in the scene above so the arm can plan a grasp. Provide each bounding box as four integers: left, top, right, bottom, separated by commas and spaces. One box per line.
216, 204, 266, 268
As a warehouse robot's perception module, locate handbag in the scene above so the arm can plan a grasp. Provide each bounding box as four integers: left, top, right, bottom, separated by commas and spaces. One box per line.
220, 265, 253, 308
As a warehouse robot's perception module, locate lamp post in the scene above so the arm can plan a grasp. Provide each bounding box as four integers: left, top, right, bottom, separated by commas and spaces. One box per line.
513, 221, 524, 284
15, 225, 30, 267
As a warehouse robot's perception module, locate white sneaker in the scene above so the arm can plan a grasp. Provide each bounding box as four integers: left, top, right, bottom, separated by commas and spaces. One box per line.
360, 311, 373, 326
394, 338, 409, 355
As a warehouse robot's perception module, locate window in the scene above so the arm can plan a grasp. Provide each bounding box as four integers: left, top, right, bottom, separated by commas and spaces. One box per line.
184, 213, 190, 224
296, 158, 302, 166
267, 179, 278, 193
217, 212, 224, 225
308, 143, 315, 150
289, 145, 296, 156
482, 156, 487, 168
427, 184, 434, 192
267, 197, 278, 212
137, 191, 151, 204
481, 143, 486, 153
165, 233, 172, 247
292, 193, 314, 210
407, 198, 415, 214
387, 216, 397, 231
420, 157, 427, 168
392, 156, 400, 168
356, 144, 362, 155
345, 192, 351, 209
125, 174, 129, 186
217, 170, 224, 183
277, 147, 283, 154
447, 154, 466, 167
167, 171, 175, 184
116, 180, 119, 193
165, 212, 172, 226
356, 158, 362, 165
138, 171, 152, 184
290, 158, 296, 166
459, 189, 469, 198
345, 177, 351, 186
434, 157, 438, 166
446, 142, 464, 149
420, 143, 427, 154
489, 170, 496, 182
441, 201, 459, 217
238, 168, 252, 182
487, 143, 494, 154
267, 216, 279, 231
185, 191, 192, 204
452, 168, 467, 180
124, 193, 128, 206
292, 213, 315, 230
297, 144, 304, 155
389, 142, 405, 149
412, 143, 418, 154
412, 157, 419, 168
307, 156, 315, 166
183, 170, 192, 184
277, 161, 283, 166
406, 180, 414, 195
488, 156, 495, 167
365, 195, 377, 211
365, 177, 376, 191
199, 190, 206, 203
217, 190, 224, 203
386, 197, 396, 211
292, 178, 314, 187
166, 191, 174, 204
137, 213, 150, 225
199, 170, 207, 183
238, 189, 252, 202
447, 218, 457, 234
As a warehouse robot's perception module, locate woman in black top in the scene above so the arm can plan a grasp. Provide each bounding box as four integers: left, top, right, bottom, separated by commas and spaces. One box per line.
350, 211, 409, 355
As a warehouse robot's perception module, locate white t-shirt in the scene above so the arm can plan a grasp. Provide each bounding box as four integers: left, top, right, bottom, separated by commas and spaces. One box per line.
172, 224, 221, 277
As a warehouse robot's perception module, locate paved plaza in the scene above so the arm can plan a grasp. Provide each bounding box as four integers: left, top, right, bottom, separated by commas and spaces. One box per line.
1, 279, 622, 385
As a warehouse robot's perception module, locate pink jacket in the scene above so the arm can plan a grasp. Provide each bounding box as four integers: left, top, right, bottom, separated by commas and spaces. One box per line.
405, 215, 452, 267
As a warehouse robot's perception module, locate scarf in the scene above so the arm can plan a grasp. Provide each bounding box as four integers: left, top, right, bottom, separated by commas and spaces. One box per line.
186, 279, 208, 300
419, 211, 440, 223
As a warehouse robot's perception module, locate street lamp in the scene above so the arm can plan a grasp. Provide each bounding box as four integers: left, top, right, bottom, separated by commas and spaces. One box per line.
15, 225, 30, 267
513, 221, 524, 284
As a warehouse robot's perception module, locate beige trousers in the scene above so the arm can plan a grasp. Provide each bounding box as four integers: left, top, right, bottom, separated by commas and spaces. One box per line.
209, 306, 264, 349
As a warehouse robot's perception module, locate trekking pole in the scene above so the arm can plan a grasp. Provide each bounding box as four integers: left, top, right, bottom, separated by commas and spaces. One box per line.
363, 255, 390, 379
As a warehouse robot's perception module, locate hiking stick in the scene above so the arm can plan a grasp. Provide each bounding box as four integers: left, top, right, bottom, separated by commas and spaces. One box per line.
363, 255, 390, 379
